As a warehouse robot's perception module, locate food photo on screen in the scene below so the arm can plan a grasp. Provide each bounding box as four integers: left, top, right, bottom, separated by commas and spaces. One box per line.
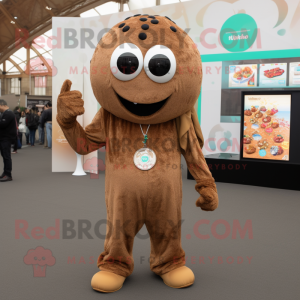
243, 94, 291, 161
289, 62, 300, 86
228, 64, 257, 88
259, 63, 287, 87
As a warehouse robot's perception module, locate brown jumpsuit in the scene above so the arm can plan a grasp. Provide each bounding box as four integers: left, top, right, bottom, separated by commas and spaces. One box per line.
57, 108, 217, 277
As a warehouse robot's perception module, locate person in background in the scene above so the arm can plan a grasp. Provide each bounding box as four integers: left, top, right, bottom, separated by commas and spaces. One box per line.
13, 106, 21, 124
0, 99, 17, 182
38, 111, 44, 145
41, 106, 48, 148
12, 118, 19, 154
41, 102, 52, 149
12, 106, 21, 154
18, 111, 27, 145
25, 108, 30, 145
26, 108, 39, 146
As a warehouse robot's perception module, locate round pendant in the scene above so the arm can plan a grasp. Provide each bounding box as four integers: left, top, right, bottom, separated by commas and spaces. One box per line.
133, 148, 156, 171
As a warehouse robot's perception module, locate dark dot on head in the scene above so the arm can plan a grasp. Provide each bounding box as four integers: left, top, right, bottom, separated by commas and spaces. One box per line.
170, 26, 177, 32
148, 16, 155, 19
134, 14, 141, 16
141, 24, 149, 30
125, 17, 131, 20
122, 26, 130, 32
119, 23, 125, 28
139, 32, 147, 40
140, 17, 147, 21
151, 19, 159, 24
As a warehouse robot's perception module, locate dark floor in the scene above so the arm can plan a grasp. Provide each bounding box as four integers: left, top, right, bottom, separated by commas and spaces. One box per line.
0, 144, 299, 300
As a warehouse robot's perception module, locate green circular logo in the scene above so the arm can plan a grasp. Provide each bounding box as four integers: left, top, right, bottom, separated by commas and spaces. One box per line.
220, 14, 258, 52
141, 155, 149, 162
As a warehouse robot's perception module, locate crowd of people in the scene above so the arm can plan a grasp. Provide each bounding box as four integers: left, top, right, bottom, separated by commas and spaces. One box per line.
0, 99, 52, 182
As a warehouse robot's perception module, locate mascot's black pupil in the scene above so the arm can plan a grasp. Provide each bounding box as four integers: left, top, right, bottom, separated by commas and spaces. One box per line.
148, 54, 170, 76
117, 52, 139, 74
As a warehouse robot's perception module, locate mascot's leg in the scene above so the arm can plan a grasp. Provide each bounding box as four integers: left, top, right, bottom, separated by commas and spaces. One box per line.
145, 183, 195, 288
91, 189, 145, 293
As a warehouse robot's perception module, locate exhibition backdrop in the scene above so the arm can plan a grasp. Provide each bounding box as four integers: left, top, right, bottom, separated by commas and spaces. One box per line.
52, 0, 300, 172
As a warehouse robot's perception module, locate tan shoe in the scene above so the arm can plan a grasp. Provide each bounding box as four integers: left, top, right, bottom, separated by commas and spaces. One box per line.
160, 266, 195, 288
91, 271, 126, 293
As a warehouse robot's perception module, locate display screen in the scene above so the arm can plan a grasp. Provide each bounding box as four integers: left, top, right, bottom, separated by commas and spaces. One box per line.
289, 62, 300, 87
259, 63, 287, 88
243, 94, 291, 161
228, 64, 257, 88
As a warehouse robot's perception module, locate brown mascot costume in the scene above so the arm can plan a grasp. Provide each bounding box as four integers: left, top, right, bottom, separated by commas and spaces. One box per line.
57, 14, 219, 293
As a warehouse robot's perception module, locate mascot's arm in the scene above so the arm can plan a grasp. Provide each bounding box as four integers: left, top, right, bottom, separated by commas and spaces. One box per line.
56, 80, 106, 155
182, 123, 219, 211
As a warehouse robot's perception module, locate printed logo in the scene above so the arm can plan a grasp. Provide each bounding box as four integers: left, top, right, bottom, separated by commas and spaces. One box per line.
220, 14, 258, 52
23, 246, 56, 277
141, 155, 149, 162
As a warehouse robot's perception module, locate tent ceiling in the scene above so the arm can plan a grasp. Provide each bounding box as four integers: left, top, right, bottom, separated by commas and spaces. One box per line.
0, 0, 125, 64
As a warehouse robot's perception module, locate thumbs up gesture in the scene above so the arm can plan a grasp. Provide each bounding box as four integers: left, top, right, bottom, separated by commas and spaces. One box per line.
57, 79, 85, 125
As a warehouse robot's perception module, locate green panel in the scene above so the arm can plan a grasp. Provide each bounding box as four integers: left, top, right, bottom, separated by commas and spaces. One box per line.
201, 49, 300, 63
220, 116, 241, 123
197, 87, 202, 125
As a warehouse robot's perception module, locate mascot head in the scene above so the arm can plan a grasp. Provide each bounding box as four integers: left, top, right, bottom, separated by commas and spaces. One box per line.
90, 14, 202, 124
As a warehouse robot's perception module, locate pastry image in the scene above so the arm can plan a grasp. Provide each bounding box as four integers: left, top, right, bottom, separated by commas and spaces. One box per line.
250, 106, 257, 112
259, 106, 266, 112
243, 135, 252, 144
271, 122, 279, 128
270, 145, 284, 156
259, 149, 267, 157
254, 112, 263, 118
265, 127, 273, 133
250, 118, 257, 124
271, 108, 278, 115
252, 131, 262, 140
260, 123, 268, 128
244, 145, 256, 154
273, 134, 284, 143
257, 139, 269, 149
262, 116, 271, 123
244, 109, 252, 116
266, 109, 275, 116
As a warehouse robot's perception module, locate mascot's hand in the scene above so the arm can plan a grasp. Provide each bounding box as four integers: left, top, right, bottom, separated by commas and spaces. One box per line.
57, 79, 85, 124
196, 187, 219, 211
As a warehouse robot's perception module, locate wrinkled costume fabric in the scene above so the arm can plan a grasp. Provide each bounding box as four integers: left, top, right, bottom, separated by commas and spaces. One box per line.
57, 15, 218, 280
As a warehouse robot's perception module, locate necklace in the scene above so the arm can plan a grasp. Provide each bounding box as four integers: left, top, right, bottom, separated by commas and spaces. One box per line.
140, 124, 150, 147
133, 124, 157, 171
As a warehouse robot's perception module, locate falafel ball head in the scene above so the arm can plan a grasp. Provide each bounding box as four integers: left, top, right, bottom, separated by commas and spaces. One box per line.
90, 16, 202, 125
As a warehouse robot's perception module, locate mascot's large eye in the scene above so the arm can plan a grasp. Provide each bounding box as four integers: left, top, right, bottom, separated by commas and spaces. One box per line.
110, 43, 143, 81
144, 45, 176, 83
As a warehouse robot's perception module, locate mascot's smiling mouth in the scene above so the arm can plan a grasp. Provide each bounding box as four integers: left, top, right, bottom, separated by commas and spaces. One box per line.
117, 93, 169, 117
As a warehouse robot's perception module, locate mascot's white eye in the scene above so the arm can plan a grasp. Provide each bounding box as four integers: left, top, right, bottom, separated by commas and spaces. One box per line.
144, 45, 176, 83
110, 43, 143, 81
